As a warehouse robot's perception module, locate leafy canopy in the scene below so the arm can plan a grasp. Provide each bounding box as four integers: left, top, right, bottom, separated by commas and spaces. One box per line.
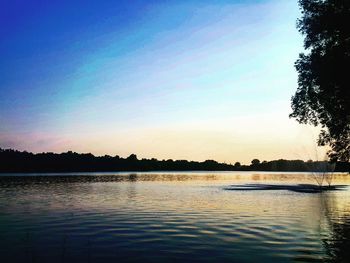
290, 0, 350, 161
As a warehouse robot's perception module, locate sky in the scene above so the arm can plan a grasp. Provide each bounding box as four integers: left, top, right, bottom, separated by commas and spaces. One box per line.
0, 0, 327, 164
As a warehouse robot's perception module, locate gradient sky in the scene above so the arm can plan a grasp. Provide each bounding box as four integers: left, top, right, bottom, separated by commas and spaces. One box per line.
0, 0, 327, 164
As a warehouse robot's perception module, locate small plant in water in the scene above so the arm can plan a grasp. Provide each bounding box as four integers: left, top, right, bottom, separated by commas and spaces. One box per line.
325, 163, 336, 187
295, 132, 335, 189
306, 160, 335, 188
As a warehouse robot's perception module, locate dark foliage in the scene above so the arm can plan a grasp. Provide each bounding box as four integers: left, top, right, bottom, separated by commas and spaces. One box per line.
0, 148, 348, 173
251, 159, 260, 166
290, 0, 350, 161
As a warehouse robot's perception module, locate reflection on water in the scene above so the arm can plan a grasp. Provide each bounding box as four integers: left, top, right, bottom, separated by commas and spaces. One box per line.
321, 190, 350, 263
0, 172, 349, 262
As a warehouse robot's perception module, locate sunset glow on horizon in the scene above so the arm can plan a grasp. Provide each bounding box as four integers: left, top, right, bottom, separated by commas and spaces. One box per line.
0, 0, 328, 164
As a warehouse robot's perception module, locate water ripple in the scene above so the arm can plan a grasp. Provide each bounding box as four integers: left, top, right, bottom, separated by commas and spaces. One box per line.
0, 172, 350, 262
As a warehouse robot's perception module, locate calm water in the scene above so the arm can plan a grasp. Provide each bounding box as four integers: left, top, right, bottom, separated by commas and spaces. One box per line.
0, 172, 350, 263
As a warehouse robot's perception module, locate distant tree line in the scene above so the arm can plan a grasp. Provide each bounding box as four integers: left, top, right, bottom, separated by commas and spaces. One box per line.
0, 148, 349, 173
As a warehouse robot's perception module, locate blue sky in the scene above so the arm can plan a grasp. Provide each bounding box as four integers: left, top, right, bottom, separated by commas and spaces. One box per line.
0, 0, 326, 163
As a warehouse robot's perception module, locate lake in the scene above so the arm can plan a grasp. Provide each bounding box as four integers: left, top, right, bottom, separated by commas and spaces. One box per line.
0, 172, 349, 262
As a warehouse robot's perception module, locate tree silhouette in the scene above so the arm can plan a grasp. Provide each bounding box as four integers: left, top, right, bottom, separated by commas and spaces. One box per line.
251, 159, 260, 166
290, 0, 350, 161
1, 148, 348, 172
127, 154, 138, 161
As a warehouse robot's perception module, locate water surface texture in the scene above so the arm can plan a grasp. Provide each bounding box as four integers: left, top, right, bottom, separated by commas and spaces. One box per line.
1, 172, 350, 262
